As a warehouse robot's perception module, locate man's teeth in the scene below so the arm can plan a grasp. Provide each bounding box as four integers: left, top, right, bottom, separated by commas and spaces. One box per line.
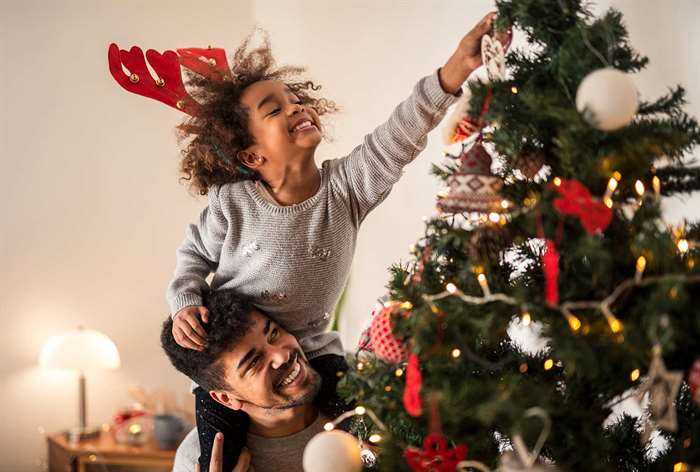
292, 120, 314, 132
280, 361, 301, 387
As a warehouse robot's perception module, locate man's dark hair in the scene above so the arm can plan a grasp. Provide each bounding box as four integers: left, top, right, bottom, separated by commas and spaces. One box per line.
160, 289, 256, 391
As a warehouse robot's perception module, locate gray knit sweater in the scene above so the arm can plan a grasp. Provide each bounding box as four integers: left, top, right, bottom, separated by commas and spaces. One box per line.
166, 69, 461, 358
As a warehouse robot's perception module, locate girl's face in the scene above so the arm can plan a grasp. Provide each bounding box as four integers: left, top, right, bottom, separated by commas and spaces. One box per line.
239, 79, 322, 171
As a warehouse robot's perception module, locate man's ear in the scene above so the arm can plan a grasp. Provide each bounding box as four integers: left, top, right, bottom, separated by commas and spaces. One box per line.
209, 390, 243, 411
237, 149, 265, 171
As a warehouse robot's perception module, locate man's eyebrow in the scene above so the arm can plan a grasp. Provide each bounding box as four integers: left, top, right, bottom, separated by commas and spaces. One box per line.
237, 348, 257, 371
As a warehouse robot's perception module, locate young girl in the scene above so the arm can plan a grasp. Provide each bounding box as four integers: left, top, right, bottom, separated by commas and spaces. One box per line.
160, 12, 503, 472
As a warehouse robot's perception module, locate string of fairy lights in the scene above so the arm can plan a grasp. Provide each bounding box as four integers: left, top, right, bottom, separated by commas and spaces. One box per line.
421, 170, 699, 371
335, 170, 698, 470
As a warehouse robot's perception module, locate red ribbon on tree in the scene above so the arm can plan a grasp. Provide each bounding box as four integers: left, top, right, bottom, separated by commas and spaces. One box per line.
552, 178, 612, 235
542, 239, 560, 305
404, 433, 467, 472
403, 353, 423, 417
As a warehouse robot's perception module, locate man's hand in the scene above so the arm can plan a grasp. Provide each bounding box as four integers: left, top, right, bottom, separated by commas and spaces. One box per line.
439, 11, 511, 94
194, 433, 254, 472
172, 305, 209, 351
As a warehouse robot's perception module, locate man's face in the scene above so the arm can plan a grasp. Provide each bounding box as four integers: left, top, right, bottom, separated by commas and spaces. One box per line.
239, 79, 322, 168
212, 310, 321, 412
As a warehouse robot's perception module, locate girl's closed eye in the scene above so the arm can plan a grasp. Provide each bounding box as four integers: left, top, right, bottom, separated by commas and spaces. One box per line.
269, 103, 302, 116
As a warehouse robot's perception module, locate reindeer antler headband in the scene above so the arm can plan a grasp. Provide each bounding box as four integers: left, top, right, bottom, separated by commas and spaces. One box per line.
108, 43, 232, 116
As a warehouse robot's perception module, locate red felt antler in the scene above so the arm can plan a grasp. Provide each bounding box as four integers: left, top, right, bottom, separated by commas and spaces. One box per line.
108, 43, 231, 116
176, 47, 231, 81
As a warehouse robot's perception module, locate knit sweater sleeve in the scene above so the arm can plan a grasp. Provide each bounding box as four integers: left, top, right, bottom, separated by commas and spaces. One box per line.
166, 185, 228, 316
330, 69, 462, 225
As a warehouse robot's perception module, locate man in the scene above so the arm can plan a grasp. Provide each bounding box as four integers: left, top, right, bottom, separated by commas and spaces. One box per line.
161, 289, 348, 472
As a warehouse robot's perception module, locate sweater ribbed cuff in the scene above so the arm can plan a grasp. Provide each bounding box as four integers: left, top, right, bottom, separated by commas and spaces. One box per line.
427, 68, 464, 109
170, 293, 203, 319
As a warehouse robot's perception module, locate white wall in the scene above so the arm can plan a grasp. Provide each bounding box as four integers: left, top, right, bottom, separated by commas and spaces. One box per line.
0, 1, 253, 470
1, 1, 698, 470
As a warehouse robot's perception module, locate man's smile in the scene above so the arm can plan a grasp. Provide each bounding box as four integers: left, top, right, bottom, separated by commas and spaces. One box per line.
274, 352, 307, 392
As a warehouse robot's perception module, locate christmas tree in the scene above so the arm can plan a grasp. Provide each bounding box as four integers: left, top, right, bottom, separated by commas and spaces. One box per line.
336, 1, 700, 470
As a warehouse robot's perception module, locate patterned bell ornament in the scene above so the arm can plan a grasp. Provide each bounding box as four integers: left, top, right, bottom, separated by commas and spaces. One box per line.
437, 142, 505, 215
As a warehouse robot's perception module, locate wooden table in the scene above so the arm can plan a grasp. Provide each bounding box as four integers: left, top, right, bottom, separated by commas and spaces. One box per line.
47, 430, 176, 472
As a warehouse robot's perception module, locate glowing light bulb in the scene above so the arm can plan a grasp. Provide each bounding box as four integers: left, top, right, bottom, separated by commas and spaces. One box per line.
635, 256, 647, 283
511, 86, 519, 94
519, 363, 528, 373
400, 301, 413, 310
355, 406, 366, 415
369, 434, 382, 443
636, 256, 647, 272
652, 175, 661, 196
543, 359, 554, 370
608, 317, 623, 333
451, 348, 461, 358
521, 312, 532, 326
674, 462, 690, 472
488, 212, 500, 223
634, 180, 645, 196
395, 368, 404, 377
678, 239, 690, 254
357, 362, 364, 371
324, 422, 334, 431
446, 283, 457, 294
630, 369, 640, 382
603, 173, 621, 207
553, 177, 562, 187
477, 273, 490, 296
567, 315, 581, 331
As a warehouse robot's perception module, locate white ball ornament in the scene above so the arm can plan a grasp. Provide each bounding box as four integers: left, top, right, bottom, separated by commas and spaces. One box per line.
576, 67, 639, 131
303, 430, 363, 472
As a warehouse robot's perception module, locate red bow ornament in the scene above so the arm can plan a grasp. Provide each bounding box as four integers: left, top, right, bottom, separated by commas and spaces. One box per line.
404, 433, 467, 472
552, 179, 612, 235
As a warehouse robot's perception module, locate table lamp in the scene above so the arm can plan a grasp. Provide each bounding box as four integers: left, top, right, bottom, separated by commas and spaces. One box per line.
39, 326, 121, 441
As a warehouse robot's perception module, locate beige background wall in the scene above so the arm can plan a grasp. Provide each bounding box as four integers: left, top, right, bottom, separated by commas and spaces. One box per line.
1, 1, 698, 470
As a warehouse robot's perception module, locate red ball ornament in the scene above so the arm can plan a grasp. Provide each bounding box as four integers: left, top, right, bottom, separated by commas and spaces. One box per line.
369, 303, 411, 364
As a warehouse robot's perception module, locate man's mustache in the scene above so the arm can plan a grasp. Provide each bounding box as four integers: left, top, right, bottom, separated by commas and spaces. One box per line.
272, 350, 302, 391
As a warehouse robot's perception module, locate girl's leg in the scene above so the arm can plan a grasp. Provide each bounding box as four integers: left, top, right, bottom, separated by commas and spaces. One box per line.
308, 354, 354, 418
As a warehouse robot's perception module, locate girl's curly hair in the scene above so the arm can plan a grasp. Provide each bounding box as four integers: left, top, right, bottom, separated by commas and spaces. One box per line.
176, 31, 339, 195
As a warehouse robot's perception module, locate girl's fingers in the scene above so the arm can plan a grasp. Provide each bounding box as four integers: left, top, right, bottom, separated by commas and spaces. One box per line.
196, 464, 201, 472
174, 328, 203, 351
186, 316, 208, 340
181, 322, 207, 347
199, 307, 210, 324
211, 432, 224, 472
179, 335, 203, 351
479, 11, 496, 32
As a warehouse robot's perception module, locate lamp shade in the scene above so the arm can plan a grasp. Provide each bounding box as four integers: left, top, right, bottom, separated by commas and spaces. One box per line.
39, 327, 120, 371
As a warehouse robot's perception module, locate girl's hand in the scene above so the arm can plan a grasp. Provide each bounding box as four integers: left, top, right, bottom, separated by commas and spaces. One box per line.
439, 11, 511, 94
172, 305, 209, 351
194, 433, 254, 472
